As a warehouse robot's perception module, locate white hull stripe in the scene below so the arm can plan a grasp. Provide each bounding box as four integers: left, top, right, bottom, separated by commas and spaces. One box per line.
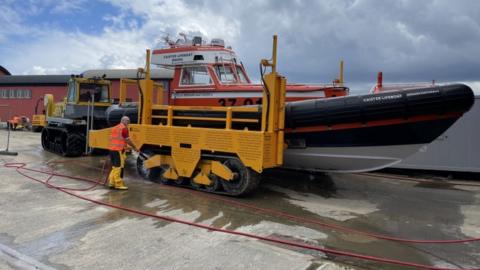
171, 91, 326, 99
282, 144, 425, 173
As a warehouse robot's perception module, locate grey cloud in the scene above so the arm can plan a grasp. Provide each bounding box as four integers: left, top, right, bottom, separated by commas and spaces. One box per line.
2, 0, 480, 91
214, 0, 480, 88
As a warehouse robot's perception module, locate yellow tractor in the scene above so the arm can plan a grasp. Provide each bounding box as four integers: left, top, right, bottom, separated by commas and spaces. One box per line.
41, 76, 113, 156
31, 97, 46, 132
31, 114, 46, 132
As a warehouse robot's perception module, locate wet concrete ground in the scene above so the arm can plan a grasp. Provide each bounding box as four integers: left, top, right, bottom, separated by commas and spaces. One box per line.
0, 129, 479, 269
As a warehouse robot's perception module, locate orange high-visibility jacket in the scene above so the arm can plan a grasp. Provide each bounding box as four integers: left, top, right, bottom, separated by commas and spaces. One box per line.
109, 123, 127, 151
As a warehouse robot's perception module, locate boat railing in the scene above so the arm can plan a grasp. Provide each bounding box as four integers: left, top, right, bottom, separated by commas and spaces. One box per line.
372, 82, 436, 93
372, 72, 436, 93
287, 82, 346, 87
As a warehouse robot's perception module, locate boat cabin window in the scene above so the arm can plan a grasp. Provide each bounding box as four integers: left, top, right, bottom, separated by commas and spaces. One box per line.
236, 66, 249, 83
215, 65, 236, 84
78, 83, 110, 103
180, 66, 212, 85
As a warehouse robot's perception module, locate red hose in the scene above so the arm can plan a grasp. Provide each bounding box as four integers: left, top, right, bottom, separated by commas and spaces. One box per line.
3, 162, 479, 270
25, 160, 480, 244
170, 186, 480, 244
21, 159, 480, 244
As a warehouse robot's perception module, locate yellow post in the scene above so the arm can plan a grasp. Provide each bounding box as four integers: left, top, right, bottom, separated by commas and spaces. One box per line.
146, 49, 151, 81
118, 79, 137, 104
271, 35, 277, 74
260, 89, 267, 132
167, 106, 173, 126
260, 35, 286, 166
226, 107, 232, 130
266, 35, 278, 133
276, 75, 286, 166
140, 49, 154, 125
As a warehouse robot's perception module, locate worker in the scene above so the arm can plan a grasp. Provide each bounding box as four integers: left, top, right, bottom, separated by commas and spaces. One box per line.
9, 115, 20, 130
108, 116, 139, 190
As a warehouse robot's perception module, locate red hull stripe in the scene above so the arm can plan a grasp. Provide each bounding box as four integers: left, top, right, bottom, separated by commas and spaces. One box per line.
285, 112, 463, 133
172, 91, 326, 99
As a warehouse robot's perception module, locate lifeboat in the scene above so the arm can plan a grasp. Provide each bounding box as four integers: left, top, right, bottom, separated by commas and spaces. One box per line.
119, 36, 473, 173
108, 82, 474, 173
282, 84, 473, 172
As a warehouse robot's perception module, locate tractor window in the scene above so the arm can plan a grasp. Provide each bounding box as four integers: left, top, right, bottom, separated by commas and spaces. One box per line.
180, 66, 212, 85
79, 84, 109, 102
67, 81, 77, 103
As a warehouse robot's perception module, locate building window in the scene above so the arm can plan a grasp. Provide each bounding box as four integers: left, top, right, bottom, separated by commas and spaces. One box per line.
21, 89, 32, 99
0, 89, 32, 99
0, 90, 7, 99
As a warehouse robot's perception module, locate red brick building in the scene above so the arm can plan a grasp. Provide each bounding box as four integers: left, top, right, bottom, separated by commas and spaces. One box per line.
0, 69, 173, 121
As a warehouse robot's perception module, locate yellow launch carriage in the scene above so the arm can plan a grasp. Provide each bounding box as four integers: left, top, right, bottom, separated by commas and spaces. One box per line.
89, 36, 286, 196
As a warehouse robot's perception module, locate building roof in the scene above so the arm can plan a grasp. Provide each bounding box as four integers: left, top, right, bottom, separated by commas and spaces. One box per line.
81, 68, 174, 79
0, 68, 174, 86
0, 66, 11, 76
0, 75, 70, 85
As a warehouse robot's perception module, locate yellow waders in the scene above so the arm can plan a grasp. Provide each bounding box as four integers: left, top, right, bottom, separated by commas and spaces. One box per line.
108, 151, 128, 190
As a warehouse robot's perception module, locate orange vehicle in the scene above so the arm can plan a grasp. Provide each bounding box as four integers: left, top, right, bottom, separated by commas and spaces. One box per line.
7, 115, 31, 131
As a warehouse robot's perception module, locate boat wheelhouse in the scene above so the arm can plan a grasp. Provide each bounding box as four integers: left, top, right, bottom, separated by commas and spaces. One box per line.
151, 36, 348, 107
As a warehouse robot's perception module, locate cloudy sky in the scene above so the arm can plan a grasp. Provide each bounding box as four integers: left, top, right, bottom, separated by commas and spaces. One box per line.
1, 0, 480, 93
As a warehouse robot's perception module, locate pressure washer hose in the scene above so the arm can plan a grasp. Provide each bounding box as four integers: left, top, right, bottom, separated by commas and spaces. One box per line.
3, 161, 480, 270
70, 156, 480, 244
162, 184, 480, 244
31, 158, 480, 244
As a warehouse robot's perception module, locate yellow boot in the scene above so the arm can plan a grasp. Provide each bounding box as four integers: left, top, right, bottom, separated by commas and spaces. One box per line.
113, 168, 128, 190
114, 177, 128, 190
113, 151, 128, 190
107, 167, 118, 188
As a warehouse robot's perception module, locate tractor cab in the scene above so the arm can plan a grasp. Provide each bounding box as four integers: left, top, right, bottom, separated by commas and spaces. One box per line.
41, 76, 114, 157
61, 77, 112, 121
66, 77, 111, 105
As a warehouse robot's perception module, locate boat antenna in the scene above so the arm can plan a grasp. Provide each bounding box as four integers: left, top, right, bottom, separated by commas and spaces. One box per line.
162, 34, 175, 46
179, 32, 188, 44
